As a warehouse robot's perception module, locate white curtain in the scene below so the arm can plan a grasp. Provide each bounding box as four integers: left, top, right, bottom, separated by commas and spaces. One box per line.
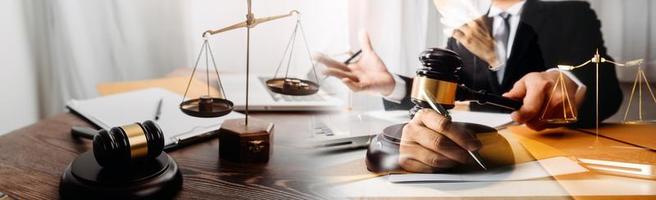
585, 0, 656, 81
22, 0, 189, 117
347, 0, 445, 77
9, 0, 655, 120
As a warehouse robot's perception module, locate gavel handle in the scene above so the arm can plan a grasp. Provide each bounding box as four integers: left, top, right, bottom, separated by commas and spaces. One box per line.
71, 126, 98, 140
458, 85, 523, 111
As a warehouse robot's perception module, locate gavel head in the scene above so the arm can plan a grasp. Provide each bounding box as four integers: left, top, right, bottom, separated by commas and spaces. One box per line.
92, 120, 164, 168
410, 48, 463, 115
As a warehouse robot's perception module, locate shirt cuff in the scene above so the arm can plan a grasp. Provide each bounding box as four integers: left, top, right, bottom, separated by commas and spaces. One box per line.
546, 68, 587, 107
383, 75, 407, 104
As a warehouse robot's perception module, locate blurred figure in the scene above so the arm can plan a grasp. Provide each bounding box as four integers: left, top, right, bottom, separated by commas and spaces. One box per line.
317, 0, 622, 172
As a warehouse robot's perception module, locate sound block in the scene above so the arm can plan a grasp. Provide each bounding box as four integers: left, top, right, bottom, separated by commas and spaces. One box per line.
60, 151, 182, 200
366, 122, 515, 173
219, 118, 273, 163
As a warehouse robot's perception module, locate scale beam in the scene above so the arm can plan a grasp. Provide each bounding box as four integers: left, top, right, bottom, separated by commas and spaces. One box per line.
202, 10, 300, 37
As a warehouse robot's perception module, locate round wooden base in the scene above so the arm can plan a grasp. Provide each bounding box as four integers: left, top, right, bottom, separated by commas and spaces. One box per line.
60, 151, 182, 200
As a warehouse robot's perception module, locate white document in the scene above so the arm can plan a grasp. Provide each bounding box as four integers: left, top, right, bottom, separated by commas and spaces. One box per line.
365, 110, 513, 129
388, 157, 588, 183
67, 88, 243, 146
432, 0, 491, 36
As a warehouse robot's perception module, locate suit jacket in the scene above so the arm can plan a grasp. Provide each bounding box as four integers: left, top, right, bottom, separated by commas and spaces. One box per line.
383, 0, 623, 128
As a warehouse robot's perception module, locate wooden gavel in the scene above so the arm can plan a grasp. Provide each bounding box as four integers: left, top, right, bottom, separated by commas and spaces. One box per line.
71, 120, 164, 168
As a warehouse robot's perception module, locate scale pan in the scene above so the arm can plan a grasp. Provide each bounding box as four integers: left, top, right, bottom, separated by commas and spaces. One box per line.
180, 97, 233, 118
543, 118, 578, 125
266, 78, 319, 96
623, 120, 656, 124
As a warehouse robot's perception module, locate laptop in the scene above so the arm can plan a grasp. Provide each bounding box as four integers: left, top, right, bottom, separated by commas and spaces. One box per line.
220, 74, 343, 111
306, 112, 397, 151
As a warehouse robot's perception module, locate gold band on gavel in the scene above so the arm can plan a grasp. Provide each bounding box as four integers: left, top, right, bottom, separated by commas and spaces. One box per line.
410, 75, 458, 106
121, 124, 149, 159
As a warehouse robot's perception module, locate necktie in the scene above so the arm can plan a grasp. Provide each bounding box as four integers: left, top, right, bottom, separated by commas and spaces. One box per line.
491, 12, 512, 83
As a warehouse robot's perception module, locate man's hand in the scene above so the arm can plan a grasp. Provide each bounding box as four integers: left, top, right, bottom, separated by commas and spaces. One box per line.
399, 109, 482, 172
453, 18, 499, 67
503, 71, 581, 130
315, 31, 396, 96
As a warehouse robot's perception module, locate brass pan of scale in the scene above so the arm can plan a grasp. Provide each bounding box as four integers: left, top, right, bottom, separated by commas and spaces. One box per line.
266, 78, 319, 96
180, 96, 233, 118
623, 120, 656, 125
542, 118, 578, 124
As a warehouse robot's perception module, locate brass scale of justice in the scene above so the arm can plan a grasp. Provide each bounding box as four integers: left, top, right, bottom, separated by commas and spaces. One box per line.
176, 0, 320, 162
178, 0, 319, 120
544, 49, 652, 128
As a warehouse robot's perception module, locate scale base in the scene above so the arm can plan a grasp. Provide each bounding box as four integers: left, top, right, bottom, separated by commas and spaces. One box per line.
219, 118, 274, 163
60, 152, 182, 200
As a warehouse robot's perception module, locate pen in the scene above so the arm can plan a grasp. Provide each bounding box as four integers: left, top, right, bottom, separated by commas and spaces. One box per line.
154, 98, 163, 121
344, 49, 362, 64
421, 90, 488, 170
321, 50, 363, 81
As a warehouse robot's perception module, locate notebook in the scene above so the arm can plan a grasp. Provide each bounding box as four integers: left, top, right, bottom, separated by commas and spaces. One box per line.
67, 88, 243, 149
388, 157, 588, 183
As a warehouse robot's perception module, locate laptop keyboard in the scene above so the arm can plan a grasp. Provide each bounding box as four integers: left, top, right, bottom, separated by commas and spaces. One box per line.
259, 77, 325, 102
313, 120, 334, 137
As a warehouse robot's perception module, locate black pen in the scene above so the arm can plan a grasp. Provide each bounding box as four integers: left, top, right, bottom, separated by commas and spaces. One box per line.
344, 49, 362, 64
322, 50, 362, 81
154, 98, 163, 121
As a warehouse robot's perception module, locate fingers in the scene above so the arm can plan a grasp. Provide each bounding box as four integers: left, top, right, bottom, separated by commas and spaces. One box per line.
466, 20, 488, 36
402, 123, 470, 164
358, 30, 374, 53
398, 158, 434, 173
413, 109, 481, 151
342, 78, 362, 92
314, 53, 350, 72
455, 22, 489, 45
453, 27, 469, 44
503, 76, 527, 100
323, 68, 359, 82
399, 143, 457, 172
509, 73, 553, 124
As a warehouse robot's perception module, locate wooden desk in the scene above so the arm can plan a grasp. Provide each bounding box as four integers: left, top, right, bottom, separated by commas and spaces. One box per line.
2, 69, 655, 199
315, 125, 656, 199
3, 112, 656, 199
0, 112, 328, 199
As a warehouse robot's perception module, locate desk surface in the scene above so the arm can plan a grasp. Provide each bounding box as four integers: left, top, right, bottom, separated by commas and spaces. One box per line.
0, 112, 329, 199
4, 111, 656, 199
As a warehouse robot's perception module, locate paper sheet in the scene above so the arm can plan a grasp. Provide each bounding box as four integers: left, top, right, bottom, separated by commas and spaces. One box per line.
388, 157, 588, 183
432, 0, 491, 36
67, 88, 243, 146
365, 110, 513, 128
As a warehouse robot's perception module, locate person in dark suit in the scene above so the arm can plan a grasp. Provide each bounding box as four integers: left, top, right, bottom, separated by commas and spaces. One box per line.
317, 0, 622, 172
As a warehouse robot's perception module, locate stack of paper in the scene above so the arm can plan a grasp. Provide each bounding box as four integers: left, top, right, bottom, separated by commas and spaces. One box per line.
388, 157, 588, 183
365, 110, 514, 129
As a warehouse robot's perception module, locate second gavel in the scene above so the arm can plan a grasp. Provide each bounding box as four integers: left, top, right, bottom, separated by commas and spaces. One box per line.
409, 48, 523, 116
